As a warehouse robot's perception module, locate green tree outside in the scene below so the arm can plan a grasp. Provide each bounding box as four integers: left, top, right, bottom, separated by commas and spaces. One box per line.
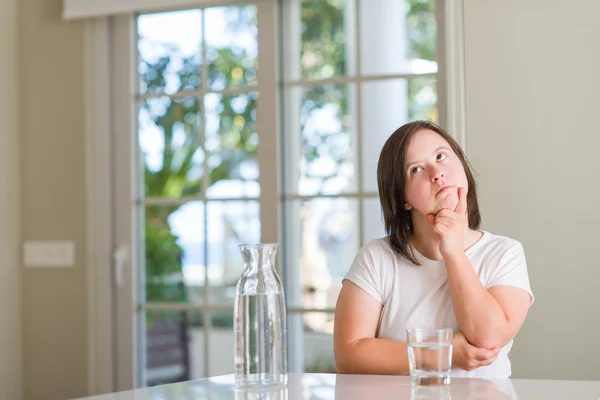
140, 0, 436, 321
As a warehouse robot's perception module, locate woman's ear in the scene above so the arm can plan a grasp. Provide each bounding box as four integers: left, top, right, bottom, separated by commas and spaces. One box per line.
404, 203, 412, 211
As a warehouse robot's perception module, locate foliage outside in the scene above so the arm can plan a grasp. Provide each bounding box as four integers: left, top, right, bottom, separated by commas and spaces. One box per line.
140, 0, 436, 373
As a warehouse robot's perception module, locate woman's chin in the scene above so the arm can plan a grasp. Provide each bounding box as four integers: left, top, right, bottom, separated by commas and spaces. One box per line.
437, 192, 459, 211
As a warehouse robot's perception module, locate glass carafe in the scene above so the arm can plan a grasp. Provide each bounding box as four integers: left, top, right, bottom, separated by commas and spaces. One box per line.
234, 243, 287, 387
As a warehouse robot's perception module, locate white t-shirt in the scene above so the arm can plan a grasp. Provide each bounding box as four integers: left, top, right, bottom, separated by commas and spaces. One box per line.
343, 231, 534, 379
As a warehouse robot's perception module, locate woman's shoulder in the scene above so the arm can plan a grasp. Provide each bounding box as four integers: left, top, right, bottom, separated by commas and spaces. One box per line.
359, 236, 398, 259
345, 237, 398, 304
354, 236, 417, 269
481, 231, 523, 249
472, 231, 525, 259
362, 236, 391, 250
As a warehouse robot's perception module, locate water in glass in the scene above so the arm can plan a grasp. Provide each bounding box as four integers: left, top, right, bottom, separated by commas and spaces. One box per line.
406, 328, 453, 386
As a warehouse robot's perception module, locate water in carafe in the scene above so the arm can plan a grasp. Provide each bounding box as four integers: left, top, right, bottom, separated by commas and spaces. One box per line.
234, 243, 287, 387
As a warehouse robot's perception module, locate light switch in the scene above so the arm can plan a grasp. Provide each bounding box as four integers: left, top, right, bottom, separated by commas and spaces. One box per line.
24, 241, 75, 267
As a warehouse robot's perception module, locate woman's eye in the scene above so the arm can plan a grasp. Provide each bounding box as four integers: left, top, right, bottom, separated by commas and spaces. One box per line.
411, 166, 422, 174
436, 153, 447, 161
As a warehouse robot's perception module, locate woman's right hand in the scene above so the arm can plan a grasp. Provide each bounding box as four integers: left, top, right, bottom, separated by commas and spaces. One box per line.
452, 331, 499, 371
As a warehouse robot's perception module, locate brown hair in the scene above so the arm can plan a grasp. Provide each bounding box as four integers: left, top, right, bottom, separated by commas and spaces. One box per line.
376, 120, 481, 265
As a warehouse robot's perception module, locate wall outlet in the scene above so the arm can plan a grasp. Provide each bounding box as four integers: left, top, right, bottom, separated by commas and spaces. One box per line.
23, 241, 75, 267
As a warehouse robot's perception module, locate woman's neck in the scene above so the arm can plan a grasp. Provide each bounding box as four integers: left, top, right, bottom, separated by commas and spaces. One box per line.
411, 213, 483, 261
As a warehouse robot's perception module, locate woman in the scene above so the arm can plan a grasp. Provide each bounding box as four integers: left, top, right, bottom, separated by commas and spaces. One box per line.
333, 120, 534, 378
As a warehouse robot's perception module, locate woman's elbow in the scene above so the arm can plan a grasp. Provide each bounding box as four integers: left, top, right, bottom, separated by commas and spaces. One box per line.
334, 349, 352, 374
470, 336, 501, 350
334, 342, 361, 374
468, 327, 511, 349
334, 355, 355, 374
335, 363, 353, 374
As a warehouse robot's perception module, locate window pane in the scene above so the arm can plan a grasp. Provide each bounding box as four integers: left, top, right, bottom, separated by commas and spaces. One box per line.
363, 197, 386, 244
208, 312, 235, 376
283, 84, 356, 196
138, 10, 202, 95
359, 0, 437, 76
144, 311, 198, 386
283, 198, 358, 309
139, 97, 203, 198
300, 0, 350, 80
360, 79, 408, 192
360, 78, 437, 193
206, 6, 258, 90
205, 92, 259, 199
303, 313, 335, 373
145, 203, 204, 304
206, 200, 260, 307
409, 77, 438, 121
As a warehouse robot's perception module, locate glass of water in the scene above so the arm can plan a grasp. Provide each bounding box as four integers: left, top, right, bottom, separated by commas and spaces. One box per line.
406, 328, 453, 386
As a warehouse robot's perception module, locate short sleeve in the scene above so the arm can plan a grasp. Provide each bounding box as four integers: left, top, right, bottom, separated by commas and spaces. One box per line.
486, 243, 534, 305
343, 240, 388, 304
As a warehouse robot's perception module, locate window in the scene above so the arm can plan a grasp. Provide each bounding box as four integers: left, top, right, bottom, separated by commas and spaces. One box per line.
133, 4, 277, 385
281, 0, 438, 373
113, 0, 439, 387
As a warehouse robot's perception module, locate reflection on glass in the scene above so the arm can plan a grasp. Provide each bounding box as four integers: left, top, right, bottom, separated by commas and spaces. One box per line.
208, 312, 235, 376
359, 0, 437, 76
235, 386, 289, 400
284, 84, 356, 196
284, 199, 358, 311
139, 97, 203, 198
409, 77, 438, 121
303, 312, 336, 373
360, 78, 437, 192
144, 311, 245, 383
206, 201, 261, 306
301, 0, 349, 80
206, 6, 258, 90
360, 79, 408, 192
144, 203, 204, 304
145, 311, 198, 386
334, 374, 413, 399
137, 10, 202, 95
205, 92, 260, 199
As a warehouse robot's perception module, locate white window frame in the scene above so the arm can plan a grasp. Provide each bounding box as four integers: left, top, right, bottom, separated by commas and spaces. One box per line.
279, 0, 464, 372
85, 0, 280, 392
83, 0, 465, 394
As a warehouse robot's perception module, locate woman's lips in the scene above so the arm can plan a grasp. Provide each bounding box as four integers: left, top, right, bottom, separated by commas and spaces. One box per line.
436, 185, 454, 195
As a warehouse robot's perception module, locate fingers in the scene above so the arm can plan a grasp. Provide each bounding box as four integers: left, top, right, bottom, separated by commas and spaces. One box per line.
473, 347, 499, 362
455, 187, 468, 216
428, 200, 465, 233
478, 353, 499, 367
464, 353, 499, 371
463, 346, 500, 370
436, 209, 454, 218
435, 208, 459, 226
433, 215, 453, 226
431, 213, 453, 234
454, 331, 501, 371
426, 213, 436, 225
428, 208, 459, 222
432, 223, 449, 236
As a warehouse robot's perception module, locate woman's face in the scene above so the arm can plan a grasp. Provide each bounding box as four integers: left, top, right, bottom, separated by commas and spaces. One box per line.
403, 129, 468, 217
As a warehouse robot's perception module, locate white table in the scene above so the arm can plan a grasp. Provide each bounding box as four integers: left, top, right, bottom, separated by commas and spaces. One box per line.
75, 373, 600, 399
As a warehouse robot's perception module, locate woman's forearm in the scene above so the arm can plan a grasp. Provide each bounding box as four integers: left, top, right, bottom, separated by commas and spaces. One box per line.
336, 338, 410, 375
445, 254, 509, 349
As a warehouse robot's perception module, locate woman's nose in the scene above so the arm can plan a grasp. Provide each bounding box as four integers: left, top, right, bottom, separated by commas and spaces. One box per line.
431, 167, 445, 182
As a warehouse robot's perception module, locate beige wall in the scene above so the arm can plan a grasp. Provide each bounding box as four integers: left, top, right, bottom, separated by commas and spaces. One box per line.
464, 0, 600, 380
6, 1, 600, 399
0, 0, 22, 398
19, 0, 89, 398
